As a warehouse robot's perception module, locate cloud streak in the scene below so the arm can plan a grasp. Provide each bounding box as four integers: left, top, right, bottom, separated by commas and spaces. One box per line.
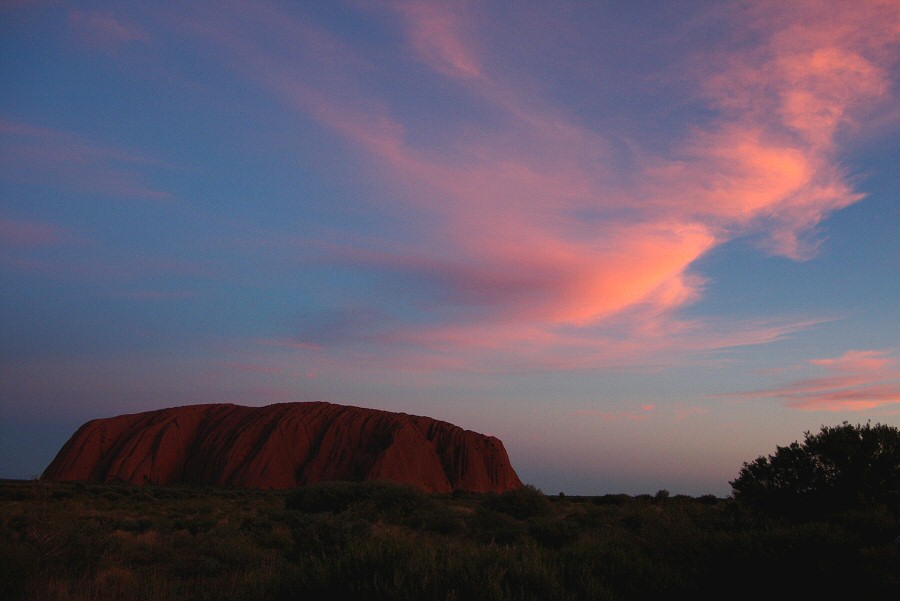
69, 9, 149, 50
724, 350, 900, 411
0, 119, 171, 201
0, 218, 74, 248
164, 1, 897, 371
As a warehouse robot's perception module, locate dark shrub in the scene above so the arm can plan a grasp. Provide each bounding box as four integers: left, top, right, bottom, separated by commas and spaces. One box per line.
467, 507, 526, 545
356, 480, 431, 524
593, 493, 630, 506
731, 422, 900, 517
285, 481, 362, 514
484, 484, 551, 520
289, 512, 371, 557
527, 517, 579, 548
0, 539, 36, 600
285, 480, 435, 528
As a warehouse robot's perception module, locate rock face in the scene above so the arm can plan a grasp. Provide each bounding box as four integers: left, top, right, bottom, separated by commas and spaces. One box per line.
42, 402, 523, 493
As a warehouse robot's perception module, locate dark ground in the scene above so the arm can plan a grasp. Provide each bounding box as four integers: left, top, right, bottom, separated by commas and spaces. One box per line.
2, 480, 898, 600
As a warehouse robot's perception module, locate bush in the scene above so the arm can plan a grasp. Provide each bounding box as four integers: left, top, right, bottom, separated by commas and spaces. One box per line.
284, 480, 438, 527
593, 494, 630, 506
527, 517, 580, 548
484, 484, 551, 520
467, 507, 527, 545
285, 481, 362, 514
730, 422, 900, 517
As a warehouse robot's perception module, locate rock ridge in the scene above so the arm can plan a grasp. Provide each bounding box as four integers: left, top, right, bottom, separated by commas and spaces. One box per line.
42, 402, 523, 493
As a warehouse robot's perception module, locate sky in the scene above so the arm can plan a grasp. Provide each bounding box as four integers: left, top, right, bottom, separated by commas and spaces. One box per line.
1, 1, 899, 496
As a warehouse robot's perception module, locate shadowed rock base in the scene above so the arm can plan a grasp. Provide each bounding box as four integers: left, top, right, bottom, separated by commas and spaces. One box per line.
42, 402, 523, 493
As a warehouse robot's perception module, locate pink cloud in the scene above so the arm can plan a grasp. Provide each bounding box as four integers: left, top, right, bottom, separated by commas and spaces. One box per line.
113, 290, 199, 301
257, 313, 824, 377
723, 349, 900, 411
170, 3, 897, 372
393, 1, 483, 80
810, 349, 895, 372
570, 403, 713, 424
674, 406, 710, 422
0, 119, 171, 201
0, 218, 71, 248
0, 239, 210, 283
257, 338, 325, 353
69, 9, 149, 50
689, 4, 897, 256
219, 362, 283, 375
571, 408, 653, 423
311, 2, 890, 277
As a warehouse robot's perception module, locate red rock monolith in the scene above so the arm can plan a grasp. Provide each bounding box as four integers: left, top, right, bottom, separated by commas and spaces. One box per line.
42, 402, 523, 493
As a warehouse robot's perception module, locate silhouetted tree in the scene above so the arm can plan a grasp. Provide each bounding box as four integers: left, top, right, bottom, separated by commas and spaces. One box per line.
731, 422, 900, 516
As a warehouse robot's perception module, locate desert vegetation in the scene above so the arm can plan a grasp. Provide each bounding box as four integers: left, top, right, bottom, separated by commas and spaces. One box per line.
2, 474, 898, 601
731, 422, 900, 517
3, 422, 899, 600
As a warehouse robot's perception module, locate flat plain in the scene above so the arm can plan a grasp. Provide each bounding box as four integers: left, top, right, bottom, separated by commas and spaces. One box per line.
2, 480, 897, 601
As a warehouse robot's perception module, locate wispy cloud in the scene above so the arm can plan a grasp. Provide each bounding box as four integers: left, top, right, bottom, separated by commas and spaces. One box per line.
723, 349, 900, 411
0, 236, 209, 284
0, 218, 75, 248
0, 119, 171, 201
218, 362, 283, 375
168, 1, 897, 371
572, 404, 656, 423
693, 1, 898, 259
113, 290, 199, 301
69, 9, 149, 50
394, 1, 483, 80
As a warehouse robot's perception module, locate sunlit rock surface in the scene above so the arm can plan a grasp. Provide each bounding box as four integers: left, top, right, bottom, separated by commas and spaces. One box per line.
42, 402, 523, 493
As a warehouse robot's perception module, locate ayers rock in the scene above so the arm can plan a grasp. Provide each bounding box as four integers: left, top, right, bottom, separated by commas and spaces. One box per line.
42, 402, 523, 493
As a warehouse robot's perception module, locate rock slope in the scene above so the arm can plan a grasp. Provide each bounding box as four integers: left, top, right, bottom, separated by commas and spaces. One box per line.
42, 402, 523, 493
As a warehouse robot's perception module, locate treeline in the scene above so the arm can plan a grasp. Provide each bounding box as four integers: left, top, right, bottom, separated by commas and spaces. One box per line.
2, 479, 898, 601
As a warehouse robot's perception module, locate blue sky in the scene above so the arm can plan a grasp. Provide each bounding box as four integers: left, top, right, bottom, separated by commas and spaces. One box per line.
2, 1, 899, 495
